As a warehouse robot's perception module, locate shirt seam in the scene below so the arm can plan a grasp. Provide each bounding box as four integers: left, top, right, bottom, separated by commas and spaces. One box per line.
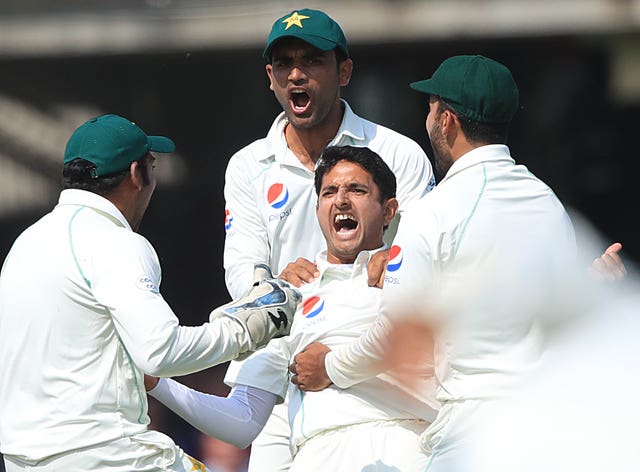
451, 163, 487, 259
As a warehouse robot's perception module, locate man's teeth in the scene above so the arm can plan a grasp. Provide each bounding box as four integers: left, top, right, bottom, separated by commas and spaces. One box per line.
334, 214, 355, 223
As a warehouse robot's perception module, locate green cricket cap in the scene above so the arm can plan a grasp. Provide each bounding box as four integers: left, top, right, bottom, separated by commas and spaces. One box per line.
263, 8, 349, 61
64, 114, 175, 177
410, 55, 519, 124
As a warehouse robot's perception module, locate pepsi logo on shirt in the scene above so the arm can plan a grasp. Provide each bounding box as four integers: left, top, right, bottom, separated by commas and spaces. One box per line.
267, 183, 289, 208
302, 295, 325, 318
267, 183, 293, 222
384, 245, 403, 285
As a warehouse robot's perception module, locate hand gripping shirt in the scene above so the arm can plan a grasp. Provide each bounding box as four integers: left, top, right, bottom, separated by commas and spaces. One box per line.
326, 145, 577, 404
0, 189, 250, 462
224, 249, 438, 452
223, 100, 435, 299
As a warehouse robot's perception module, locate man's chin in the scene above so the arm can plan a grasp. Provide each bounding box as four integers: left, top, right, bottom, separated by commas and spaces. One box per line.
286, 113, 318, 130
330, 243, 360, 263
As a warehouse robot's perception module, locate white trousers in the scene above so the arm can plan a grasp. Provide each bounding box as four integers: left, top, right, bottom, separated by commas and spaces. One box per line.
419, 399, 497, 472
291, 419, 429, 472
3, 430, 209, 472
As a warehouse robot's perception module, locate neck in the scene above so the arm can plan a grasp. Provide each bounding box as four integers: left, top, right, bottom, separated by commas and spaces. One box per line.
105, 184, 142, 232
325, 243, 383, 265
285, 101, 345, 171
450, 131, 489, 162
326, 253, 356, 265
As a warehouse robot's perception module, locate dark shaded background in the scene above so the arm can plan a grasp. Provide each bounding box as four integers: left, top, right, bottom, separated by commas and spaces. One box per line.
0, 35, 636, 470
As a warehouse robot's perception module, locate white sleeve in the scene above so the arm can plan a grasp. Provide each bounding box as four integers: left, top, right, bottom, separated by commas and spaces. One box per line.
324, 313, 391, 388
326, 207, 436, 388
223, 152, 271, 299
149, 378, 278, 449
224, 337, 290, 401
91, 231, 251, 377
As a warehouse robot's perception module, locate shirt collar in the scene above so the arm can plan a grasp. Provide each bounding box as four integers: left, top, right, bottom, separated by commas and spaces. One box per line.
439, 144, 514, 184
259, 99, 366, 165
57, 189, 132, 230
315, 244, 387, 281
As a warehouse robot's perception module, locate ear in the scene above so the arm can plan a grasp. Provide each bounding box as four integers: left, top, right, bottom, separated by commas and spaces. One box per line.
338, 58, 353, 87
440, 109, 459, 138
382, 197, 399, 227
129, 161, 145, 191
266, 64, 275, 91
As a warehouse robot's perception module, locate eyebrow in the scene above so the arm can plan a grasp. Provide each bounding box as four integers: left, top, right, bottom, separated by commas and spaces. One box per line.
321, 182, 370, 192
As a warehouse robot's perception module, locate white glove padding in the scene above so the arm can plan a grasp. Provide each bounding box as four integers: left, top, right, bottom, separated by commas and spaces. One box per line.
210, 265, 302, 351
251, 263, 274, 288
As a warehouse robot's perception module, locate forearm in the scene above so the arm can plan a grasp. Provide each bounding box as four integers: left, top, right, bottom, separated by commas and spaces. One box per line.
149, 379, 277, 448
325, 314, 391, 388
116, 308, 250, 377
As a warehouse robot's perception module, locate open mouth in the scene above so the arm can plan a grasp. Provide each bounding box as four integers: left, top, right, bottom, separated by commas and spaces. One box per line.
334, 213, 358, 233
290, 90, 311, 114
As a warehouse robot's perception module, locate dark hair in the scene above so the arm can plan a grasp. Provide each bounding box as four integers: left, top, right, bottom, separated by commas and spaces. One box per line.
314, 145, 397, 202
439, 99, 509, 145
61, 156, 150, 196
334, 47, 349, 66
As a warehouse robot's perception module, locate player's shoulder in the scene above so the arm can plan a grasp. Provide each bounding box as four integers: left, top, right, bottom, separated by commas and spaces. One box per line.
355, 113, 420, 144
401, 188, 441, 219
228, 136, 272, 165
97, 226, 157, 260
354, 114, 426, 158
228, 115, 284, 167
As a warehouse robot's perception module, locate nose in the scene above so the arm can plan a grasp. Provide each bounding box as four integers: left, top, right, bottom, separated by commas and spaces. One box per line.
335, 187, 350, 208
288, 64, 307, 84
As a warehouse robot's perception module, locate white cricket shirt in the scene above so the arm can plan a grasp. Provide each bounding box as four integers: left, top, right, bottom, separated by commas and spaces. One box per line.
0, 189, 251, 462
225, 249, 438, 451
223, 100, 435, 299
326, 144, 576, 402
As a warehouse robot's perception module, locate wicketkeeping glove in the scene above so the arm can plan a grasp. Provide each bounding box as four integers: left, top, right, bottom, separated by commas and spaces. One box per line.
210, 264, 302, 352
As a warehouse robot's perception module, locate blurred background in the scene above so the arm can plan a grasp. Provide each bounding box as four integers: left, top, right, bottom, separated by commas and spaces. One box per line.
0, 0, 638, 470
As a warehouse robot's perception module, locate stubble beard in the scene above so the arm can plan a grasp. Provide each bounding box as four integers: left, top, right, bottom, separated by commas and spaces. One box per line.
281, 88, 340, 131
430, 121, 453, 181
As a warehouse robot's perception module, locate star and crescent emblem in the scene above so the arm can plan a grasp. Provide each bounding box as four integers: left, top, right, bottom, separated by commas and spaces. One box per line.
282, 11, 310, 30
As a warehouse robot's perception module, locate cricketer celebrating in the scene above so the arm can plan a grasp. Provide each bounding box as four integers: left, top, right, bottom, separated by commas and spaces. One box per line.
0, 114, 300, 472
149, 146, 438, 471
222, 8, 435, 470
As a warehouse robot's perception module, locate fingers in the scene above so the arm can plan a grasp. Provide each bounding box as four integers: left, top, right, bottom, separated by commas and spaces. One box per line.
590, 242, 627, 281
279, 258, 319, 287
288, 343, 332, 392
604, 242, 622, 255
367, 249, 389, 287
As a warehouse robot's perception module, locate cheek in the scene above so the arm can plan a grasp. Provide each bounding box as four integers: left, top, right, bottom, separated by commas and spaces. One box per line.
269, 70, 288, 89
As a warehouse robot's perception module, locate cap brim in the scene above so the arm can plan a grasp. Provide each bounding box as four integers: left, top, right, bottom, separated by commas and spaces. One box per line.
148, 136, 175, 153
409, 79, 437, 95
264, 34, 339, 59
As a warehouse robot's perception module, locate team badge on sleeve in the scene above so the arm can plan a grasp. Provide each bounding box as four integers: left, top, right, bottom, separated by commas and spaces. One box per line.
387, 245, 403, 272
136, 274, 159, 293
267, 183, 289, 209
302, 295, 325, 318
224, 209, 233, 231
